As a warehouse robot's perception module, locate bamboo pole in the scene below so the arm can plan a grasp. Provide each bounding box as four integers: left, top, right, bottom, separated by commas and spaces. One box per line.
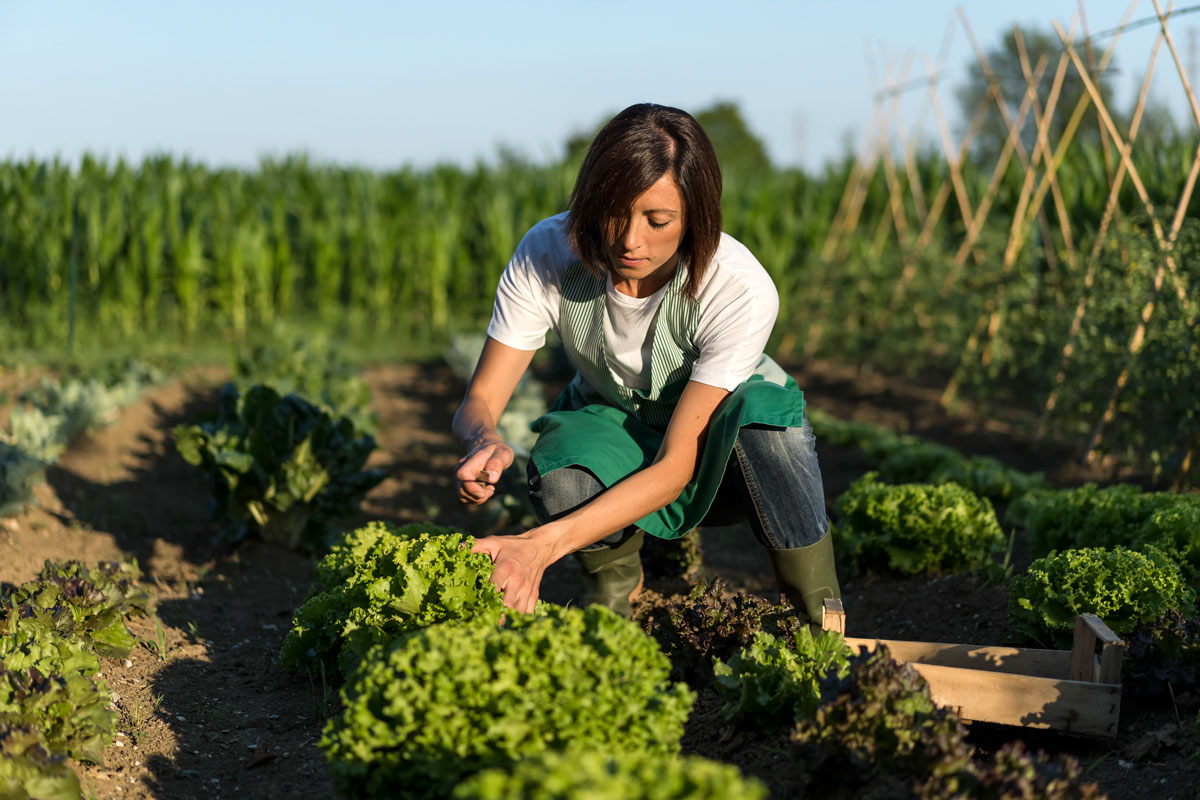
940, 18, 1074, 404
1054, 19, 1198, 460
880, 85, 993, 330
1151, 0, 1200, 241
820, 125, 875, 262
1036, 19, 1166, 441
1055, 20, 1193, 314
888, 52, 929, 223
940, 5, 1137, 408
952, 51, 1055, 269
877, 54, 916, 250
1007, 1, 1139, 266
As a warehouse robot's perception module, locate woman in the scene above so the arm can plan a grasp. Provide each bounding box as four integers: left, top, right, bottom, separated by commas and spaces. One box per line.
452, 103, 839, 624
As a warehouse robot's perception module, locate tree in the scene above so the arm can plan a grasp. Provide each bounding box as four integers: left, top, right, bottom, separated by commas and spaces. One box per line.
955, 26, 1122, 167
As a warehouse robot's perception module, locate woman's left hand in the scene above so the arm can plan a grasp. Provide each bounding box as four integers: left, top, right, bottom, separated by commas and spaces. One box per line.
472, 531, 557, 614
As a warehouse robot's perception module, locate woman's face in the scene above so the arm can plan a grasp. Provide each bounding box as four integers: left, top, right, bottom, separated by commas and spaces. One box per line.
607, 171, 685, 290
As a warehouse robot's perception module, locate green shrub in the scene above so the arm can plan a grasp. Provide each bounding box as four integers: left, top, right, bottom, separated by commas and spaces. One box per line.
641, 577, 800, 686
280, 523, 504, 676
1009, 547, 1197, 648
876, 442, 1046, 502
321, 605, 694, 800
5, 561, 152, 660
714, 627, 852, 726
0, 442, 45, 519
0, 724, 81, 800
451, 750, 767, 800
173, 383, 387, 551
833, 473, 1006, 575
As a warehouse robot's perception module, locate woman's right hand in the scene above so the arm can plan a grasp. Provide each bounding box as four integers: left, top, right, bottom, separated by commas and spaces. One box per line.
455, 438, 515, 504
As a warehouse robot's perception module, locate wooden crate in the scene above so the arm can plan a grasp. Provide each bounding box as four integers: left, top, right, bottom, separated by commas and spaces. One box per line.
820, 598, 1124, 737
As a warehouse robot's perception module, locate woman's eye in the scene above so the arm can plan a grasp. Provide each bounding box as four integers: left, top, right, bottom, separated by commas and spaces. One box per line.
648, 219, 669, 230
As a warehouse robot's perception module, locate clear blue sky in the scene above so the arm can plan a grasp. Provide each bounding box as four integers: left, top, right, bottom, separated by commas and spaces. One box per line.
0, 1, 1193, 171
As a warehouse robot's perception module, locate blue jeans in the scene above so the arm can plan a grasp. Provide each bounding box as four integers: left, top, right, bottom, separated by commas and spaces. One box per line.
526, 417, 829, 551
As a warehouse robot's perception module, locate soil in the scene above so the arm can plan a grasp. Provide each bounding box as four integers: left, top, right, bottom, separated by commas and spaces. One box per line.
1, 357, 1195, 799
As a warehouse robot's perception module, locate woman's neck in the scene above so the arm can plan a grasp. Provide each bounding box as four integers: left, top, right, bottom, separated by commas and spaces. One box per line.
610, 254, 681, 298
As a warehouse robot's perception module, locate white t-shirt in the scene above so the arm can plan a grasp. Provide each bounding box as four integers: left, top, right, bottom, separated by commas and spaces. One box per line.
485, 212, 779, 393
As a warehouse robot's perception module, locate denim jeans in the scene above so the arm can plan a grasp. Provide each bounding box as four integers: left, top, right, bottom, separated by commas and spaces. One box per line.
526, 417, 829, 551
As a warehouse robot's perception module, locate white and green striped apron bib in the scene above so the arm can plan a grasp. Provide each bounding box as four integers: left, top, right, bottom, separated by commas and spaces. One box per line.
529, 260, 806, 539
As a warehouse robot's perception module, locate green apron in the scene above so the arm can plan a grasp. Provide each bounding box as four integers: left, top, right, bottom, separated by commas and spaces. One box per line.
528, 261, 805, 540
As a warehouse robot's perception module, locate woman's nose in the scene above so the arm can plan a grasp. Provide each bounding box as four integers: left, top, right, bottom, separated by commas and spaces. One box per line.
620, 219, 642, 253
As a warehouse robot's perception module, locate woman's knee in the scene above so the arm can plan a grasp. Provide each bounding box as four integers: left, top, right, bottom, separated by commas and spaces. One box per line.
526, 462, 606, 522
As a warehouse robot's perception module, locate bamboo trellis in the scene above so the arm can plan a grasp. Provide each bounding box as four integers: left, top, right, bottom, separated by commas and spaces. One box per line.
814, 0, 1198, 480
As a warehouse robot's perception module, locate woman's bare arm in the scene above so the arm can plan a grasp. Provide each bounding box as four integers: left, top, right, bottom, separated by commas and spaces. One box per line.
473, 379, 730, 611
452, 336, 537, 504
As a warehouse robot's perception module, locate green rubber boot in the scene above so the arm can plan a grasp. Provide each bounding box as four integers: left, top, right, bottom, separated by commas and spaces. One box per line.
573, 528, 645, 619
766, 529, 841, 629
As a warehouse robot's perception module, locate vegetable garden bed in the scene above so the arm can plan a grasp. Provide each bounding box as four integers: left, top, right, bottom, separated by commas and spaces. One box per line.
0, 358, 1196, 799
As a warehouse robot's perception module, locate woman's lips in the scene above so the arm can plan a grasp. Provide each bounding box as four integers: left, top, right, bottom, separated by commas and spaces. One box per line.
619, 256, 645, 267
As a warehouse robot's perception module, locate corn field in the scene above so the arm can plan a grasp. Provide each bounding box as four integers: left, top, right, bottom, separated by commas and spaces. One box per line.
0, 133, 1197, 484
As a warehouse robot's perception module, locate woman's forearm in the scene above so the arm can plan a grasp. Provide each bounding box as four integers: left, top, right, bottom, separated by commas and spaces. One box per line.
452, 396, 503, 452
536, 460, 690, 562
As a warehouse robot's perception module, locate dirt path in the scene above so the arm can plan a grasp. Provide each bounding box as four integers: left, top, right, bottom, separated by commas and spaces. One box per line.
1, 359, 1194, 799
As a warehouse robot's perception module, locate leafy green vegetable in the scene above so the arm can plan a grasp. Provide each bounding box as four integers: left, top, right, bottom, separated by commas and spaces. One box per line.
641, 577, 800, 687
0, 667, 112, 765
280, 523, 504, 676
833, 472, 1006, 575
0, 606, 101, 680
714, 627, 852, 726
793, 647, 974, 796
173, 383, 387, 551
0, 442, 46, 519
5, 561, 152, 660
450, 750, 767, 800
320, 605, 694, 800
1008, 483, 1200, 580
0, 724, 81, 800
1009, 547, 1197, 648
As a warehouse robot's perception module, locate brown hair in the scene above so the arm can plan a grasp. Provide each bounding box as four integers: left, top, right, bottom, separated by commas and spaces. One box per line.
567, 103, 723, 299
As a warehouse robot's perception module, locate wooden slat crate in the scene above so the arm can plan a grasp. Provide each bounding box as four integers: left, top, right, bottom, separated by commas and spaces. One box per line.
820, 598, 1124, 737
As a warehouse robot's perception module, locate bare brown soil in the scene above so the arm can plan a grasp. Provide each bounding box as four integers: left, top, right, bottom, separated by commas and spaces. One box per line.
1, 358, 1195, 799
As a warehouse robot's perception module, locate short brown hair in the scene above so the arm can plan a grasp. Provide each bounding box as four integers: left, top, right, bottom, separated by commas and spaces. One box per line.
567, 103, 723, 299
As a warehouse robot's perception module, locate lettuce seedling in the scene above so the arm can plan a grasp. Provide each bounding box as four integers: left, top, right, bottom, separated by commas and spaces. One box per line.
1009, 546, 1197, 648
280, 523, 504, 676
6, 560, 152, 660
0, 724, 81, 800
642, 577, 800, 687
714, 627, 852, 726
833, 472, 1006, 575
